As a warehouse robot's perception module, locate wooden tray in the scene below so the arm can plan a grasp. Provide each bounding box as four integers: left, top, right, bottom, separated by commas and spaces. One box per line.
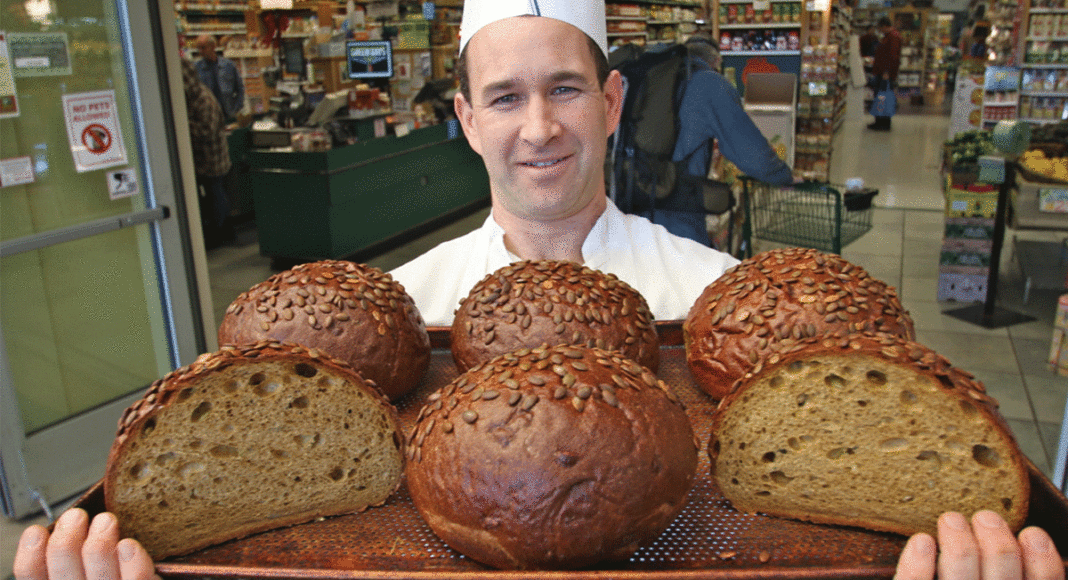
72, 323, 1068, 579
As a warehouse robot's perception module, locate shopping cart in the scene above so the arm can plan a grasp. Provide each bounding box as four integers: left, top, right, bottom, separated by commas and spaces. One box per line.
739, 177, 878, 257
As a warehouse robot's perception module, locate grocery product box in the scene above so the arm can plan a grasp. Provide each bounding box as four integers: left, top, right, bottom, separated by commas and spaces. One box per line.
1039, 187, 1068, 213
944, 186, 999, 218
943, 216, 996, 241
940, 238, 993, 268
1050, 294, 1068, 376
397, 21, 429, 49
937, 266, 989, 302
606, 3, 643, 16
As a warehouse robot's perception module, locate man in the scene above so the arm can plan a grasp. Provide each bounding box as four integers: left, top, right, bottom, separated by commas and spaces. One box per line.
13, 2, 1065, 579
388, 1, 738, 325
194, 35, 245, 124
868, 16, 901, 131
182, 59, 233, 248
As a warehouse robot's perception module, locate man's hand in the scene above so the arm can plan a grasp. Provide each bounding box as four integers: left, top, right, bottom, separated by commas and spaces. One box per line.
894, 511, 1065, 580
13, 509, 158, 580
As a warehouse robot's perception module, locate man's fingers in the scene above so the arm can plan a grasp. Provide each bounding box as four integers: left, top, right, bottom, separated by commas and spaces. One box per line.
117, 539, 160, 580
971, 511, 1023, 580
13, 525, 50, 580
1018, 527, 1066, 580
893, 533, 936, 580
937, 512, 982, 580
82, 513, 122, 580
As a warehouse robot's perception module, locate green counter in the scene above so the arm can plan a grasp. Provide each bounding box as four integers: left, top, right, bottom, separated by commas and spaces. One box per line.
247, 123, 490, 263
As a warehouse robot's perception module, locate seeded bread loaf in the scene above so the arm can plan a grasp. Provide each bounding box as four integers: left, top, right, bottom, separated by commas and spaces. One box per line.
103, 341, 405, 559
405, 344, 698, 570
709, 332, 1030, 536
450, 260, 659, 373
218, 261, 431, 401
684, 248, 915, 400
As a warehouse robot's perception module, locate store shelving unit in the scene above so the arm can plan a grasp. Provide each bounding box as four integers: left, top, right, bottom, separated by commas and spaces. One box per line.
890, 7, 934, 103
177, 2, 250, 40
1018, 0, 1068, 124
606, 1, 702, 46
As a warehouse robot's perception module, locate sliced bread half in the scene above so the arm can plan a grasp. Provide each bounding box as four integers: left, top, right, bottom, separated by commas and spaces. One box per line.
709, 332, 1029, 536
103, 341, 404, 558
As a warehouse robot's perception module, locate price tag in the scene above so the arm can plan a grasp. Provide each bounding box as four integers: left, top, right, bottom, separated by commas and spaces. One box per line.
753, 0, 770, 10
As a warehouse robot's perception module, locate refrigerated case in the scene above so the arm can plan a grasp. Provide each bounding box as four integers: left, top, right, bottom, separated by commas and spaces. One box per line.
1, 0, 208, 518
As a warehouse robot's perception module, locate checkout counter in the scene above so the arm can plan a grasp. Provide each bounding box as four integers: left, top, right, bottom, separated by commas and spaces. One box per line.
244, 117, 490, 267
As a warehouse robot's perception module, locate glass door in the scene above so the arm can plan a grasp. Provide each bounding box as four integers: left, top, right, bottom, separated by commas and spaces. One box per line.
0, 0, 206, 518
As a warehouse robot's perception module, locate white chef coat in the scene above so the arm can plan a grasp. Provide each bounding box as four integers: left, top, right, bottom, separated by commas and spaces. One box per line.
388, 199, 740, 326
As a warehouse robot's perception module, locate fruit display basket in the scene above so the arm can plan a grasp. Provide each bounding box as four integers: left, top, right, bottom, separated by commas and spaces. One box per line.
68, 325, 1068, 579
740, 178, 877, 256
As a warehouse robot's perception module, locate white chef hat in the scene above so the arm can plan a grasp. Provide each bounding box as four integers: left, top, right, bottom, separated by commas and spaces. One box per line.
458, 0, 608, 58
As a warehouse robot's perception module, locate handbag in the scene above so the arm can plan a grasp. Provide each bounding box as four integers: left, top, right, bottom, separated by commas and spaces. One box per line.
870, 80, 897, 117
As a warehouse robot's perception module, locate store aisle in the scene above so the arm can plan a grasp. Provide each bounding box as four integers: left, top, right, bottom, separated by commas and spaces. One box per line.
3, 86, 1066, 577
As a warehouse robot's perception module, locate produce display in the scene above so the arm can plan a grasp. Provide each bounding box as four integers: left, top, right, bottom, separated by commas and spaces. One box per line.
944, 129, 996, 168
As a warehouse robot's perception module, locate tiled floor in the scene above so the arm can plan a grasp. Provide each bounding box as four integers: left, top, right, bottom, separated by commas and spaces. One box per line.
4, 85, 1067, 577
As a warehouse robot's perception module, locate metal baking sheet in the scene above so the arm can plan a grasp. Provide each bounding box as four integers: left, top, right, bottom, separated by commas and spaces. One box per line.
72, 324, 1068, 579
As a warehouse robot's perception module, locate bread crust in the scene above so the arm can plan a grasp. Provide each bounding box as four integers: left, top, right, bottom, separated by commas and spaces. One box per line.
684, 248, 914, 400
709, 331, 1030, 536
450, 260, 659, 373
218, 261, 430, 401
405, 344, 698, 569
103, 341, 405, 558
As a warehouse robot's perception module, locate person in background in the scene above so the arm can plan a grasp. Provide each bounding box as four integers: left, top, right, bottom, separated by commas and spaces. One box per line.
12, 2, 1066, 579
858, 23, 877, 76
868, 15, 901, 132
194, 35, 245, 124
182, 58, 233, 248
652, 35, 793, 245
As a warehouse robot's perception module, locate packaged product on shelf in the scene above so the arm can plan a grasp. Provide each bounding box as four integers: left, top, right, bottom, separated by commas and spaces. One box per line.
745, 4, 756, 23
788, 31, 799, 50
720, 32, 733, 50
728, 4, 738, 24
720, 4, 729, 24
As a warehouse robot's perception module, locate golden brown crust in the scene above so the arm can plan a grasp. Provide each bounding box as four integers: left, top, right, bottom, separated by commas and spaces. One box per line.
103, 341, 405, 558
450, 260, 659, 373
684, 248, 914, 400
709, 331, 1030, 536
217, 260, 430, 401
405, 344, 698, 570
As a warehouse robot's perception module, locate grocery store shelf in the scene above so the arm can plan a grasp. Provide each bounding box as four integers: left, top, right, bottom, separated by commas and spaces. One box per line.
1029, 7, 1068, 12
722, 49, 801, 55
719, 22, 801, 29
607, 15, 647, 21
608, 31, 648, 37
1021, 90, 1068, 97
1021, 117, 1068, 124
1022, 63, 1068, 68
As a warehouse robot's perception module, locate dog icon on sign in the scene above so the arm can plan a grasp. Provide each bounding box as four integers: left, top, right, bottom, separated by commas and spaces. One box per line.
108, 168, 138, 200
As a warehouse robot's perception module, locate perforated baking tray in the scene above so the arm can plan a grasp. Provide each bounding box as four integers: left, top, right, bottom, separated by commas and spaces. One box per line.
72, 324, 1068, 579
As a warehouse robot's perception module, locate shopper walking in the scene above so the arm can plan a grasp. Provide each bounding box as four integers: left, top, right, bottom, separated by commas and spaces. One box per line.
194, 35, 245, 124
868, 16, 901, 131
182, 58, 233, 248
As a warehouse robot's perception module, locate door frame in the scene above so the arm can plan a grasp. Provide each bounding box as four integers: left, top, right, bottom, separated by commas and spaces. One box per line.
0, 0, 213, 519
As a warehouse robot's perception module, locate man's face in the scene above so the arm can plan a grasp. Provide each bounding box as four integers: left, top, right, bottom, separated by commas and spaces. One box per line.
198, 40, 217, 62
454, 17, 623, 224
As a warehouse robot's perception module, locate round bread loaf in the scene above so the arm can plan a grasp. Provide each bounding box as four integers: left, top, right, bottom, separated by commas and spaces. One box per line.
684, 248, 915, 400
405, 344, 698, 570
709, 331, 1029, 536
218, 260, 430, 401
104, 341, 405, 558
450, 260, 659, 373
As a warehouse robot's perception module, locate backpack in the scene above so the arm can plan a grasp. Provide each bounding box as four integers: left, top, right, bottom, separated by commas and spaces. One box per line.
607, 43, 692, 215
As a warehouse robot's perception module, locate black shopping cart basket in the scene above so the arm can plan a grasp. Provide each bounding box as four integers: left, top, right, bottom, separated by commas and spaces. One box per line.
740, 177, 878, 258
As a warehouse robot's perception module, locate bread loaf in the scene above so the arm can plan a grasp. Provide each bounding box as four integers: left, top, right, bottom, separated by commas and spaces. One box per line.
218, 261, 430, 401
405, 344, 697, 569
450, 260, 659, 373
709, 332, 1030, 536
684, 248, 915, 400
103, 341, 405, 558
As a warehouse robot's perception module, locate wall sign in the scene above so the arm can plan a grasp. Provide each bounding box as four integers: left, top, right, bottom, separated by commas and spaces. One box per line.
62, 90, 128, 173
7, 32, 71, 77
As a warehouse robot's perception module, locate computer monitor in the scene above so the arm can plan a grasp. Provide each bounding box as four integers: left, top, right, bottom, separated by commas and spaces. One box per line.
281, 38, 305, 78
346, 40, 393, 80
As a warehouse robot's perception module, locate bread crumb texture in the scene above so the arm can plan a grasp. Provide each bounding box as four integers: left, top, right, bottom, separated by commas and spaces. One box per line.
710, 332, 1029, 536
405, 344, 697, 570
104, 342, 404, 559
451, 260, 659, 373
684, 248, 914, 400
